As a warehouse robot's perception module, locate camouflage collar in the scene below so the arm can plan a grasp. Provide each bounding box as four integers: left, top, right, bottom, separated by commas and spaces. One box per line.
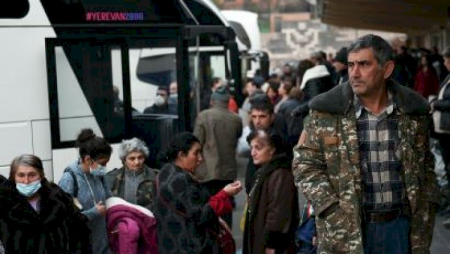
309, 79, 430, 115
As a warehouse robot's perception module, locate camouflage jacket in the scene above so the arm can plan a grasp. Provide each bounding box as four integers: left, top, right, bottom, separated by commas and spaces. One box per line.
105, 165, 157, 211
293, 80, 439, 254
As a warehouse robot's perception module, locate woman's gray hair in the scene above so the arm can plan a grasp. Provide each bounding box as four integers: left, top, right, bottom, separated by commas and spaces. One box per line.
348, 34, 394, 67
9, 154, 45, 181
118, 138, 149, 161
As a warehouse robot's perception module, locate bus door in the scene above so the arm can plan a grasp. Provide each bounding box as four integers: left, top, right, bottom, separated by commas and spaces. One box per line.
45, 25, 239, 179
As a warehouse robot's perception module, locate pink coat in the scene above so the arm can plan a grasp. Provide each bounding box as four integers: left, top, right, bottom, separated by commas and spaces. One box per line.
106, 197, 158, 254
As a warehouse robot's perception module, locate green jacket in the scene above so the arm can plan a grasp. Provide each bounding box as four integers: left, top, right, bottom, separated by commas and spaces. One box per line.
105, 165, 157, 211
293, 80, 439, 254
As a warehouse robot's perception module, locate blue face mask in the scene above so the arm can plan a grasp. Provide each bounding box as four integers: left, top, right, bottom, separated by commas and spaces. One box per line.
90, 165, 107, 176
16, 180, 42, 197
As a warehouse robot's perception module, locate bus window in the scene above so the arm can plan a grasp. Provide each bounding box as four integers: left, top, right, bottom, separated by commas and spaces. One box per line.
136, 47, 178, 116
0, 0, 29, 18
47, 40, 125, 148
53, 45, 103, 143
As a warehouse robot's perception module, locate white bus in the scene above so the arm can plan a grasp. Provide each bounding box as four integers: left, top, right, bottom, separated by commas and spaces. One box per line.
0, 0, 241, 181
222, 10, 269, 81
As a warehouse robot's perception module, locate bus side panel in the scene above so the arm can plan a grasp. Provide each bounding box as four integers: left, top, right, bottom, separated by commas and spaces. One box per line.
0, 122, 33, 166
0, 28, 55, 122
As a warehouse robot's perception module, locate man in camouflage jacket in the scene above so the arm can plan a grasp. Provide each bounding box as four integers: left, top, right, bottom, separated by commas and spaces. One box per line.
293, 34, 439, 254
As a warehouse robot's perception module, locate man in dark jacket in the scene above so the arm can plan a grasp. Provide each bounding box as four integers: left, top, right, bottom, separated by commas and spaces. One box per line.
143, 86, 176, 115
333, 47, 349, 85
291, 64, 335, 118
194, 85, 243, 226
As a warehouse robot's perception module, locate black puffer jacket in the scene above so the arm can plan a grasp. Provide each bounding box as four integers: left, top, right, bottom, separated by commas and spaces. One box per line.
292, 65, 335, 117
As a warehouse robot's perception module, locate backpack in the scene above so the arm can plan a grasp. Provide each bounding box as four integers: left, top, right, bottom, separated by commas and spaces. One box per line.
63, 167, 105, 210
63, 167, 106, 197
64, 168, 79, 197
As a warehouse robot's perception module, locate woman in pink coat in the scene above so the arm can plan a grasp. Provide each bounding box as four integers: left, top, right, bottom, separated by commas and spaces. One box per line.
106, 197, 158, 254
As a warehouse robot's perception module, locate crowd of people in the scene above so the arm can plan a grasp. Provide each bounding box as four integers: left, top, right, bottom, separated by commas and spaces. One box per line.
1, 33, 450, 254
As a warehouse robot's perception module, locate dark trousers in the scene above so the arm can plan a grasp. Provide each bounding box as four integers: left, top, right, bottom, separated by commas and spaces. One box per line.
202, 180, 234, 227
439, 134, 450, 185
363, 216, 410, 254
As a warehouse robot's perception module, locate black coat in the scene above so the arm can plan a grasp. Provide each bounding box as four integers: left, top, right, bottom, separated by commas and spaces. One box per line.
0, 180, 91, 254
154, 163, 219, 254
292, 75, 335, 118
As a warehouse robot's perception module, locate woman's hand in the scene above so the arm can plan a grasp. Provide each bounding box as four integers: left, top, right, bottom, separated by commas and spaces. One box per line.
223, 180, 242, 196
265, 248, 275, 254
95, 201, 106, 216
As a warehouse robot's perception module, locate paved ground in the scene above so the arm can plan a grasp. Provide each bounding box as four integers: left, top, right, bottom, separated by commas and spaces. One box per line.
231, 156, 450, 253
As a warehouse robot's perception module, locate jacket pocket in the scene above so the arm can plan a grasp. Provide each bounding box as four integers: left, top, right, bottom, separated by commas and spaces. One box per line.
319, 206, 349, 253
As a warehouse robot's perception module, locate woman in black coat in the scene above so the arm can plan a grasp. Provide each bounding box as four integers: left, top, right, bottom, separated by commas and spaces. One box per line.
154, 132, 242, 254
0, 154, 90, 254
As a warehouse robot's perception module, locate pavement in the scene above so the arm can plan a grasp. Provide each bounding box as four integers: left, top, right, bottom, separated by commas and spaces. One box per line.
231, 156, 450, 254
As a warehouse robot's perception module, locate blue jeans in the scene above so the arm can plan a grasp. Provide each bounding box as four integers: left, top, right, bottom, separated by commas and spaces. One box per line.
363, 216, 411, 254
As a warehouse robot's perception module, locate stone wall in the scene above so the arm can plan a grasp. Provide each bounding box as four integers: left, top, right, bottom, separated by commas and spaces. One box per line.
261, 16, 406, 70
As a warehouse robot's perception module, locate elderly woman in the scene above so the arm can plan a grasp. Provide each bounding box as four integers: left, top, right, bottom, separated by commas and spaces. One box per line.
105, 137, 157, 211
243, 129, 299, 254
0, 154, 90, 253
155, 132, 242, 254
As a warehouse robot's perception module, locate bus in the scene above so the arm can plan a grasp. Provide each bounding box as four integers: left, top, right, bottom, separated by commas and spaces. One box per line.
0, 0, 241, 181
222, 10, 270, 82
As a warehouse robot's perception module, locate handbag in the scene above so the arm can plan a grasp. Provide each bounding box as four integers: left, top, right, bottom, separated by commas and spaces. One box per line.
156, 178, 236, 254
208, 220, 236, 254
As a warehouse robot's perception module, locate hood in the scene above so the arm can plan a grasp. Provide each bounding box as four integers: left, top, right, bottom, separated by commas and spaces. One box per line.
300, 65, 330, 90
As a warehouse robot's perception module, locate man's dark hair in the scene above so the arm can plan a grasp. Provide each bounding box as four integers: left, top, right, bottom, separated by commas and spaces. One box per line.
250, 95, 274, 114
163, 132, 200, 163
348, 34, 394, 67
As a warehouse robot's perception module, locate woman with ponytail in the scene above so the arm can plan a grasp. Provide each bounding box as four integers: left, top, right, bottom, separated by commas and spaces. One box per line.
59, 128, 113, 254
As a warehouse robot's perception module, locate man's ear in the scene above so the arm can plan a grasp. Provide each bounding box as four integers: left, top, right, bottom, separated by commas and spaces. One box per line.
383, 60, 395, 79
177, 151, 184, 159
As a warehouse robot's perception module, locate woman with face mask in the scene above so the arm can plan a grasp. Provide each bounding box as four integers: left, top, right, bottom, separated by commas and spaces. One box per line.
59, 128, 113, 254
0, 154, 91, 253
